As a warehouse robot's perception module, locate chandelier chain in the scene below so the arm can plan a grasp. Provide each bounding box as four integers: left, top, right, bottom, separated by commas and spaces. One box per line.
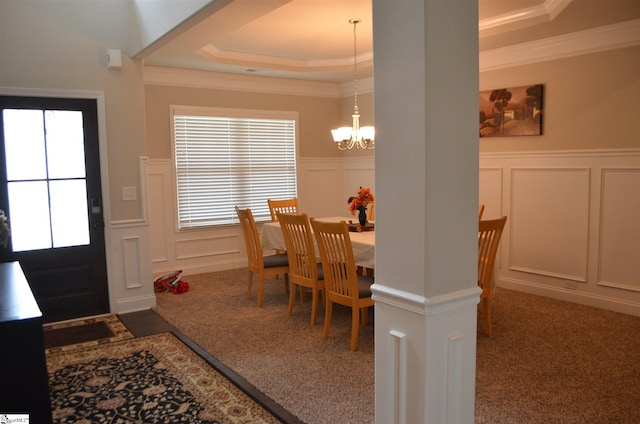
352, 19, 359, 114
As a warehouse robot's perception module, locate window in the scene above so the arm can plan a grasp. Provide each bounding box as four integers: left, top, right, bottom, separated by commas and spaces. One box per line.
2, 108, 90, 251
172, 106, 297, 229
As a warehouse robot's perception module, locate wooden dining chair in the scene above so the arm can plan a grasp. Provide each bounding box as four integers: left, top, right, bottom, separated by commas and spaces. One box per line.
478, 204, 485, 220
268, 198, 299, 222
367, 201, 375, 221
478, 216, 507, 337
311, 218, 374, 351
235, 206, 289, 307
277, 212, 325, 326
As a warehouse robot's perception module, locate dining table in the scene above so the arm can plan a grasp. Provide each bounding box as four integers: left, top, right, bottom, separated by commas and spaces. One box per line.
260, 216, 375, 269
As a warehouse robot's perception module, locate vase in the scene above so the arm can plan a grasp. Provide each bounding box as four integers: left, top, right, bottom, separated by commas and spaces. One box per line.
358, 208, 367, 226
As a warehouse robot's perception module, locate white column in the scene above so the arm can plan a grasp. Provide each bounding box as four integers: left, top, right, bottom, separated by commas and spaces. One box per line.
372, 1, 480, 423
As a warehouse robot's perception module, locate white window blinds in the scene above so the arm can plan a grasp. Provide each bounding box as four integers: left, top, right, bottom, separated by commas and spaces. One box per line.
172, 107, 297, 229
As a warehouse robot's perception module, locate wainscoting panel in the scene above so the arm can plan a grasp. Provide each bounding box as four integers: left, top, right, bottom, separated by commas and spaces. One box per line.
147, 161, 172, 265
297, 159, 342, 218
482, 149, 640, 316
510, 167, 590, 282
388, 329, 407, 424
342, 158, 375, 210
175, 234, 240, 260
123, 236, 143, 289
479, 167, 504, 219
598, 168, 640, 292
109, 222, 155, 314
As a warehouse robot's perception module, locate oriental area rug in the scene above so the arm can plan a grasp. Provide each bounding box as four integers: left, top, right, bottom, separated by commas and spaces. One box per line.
45, 332, 283, 424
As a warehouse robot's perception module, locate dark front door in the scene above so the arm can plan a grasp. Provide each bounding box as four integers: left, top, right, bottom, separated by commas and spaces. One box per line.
0, 95, 109, 323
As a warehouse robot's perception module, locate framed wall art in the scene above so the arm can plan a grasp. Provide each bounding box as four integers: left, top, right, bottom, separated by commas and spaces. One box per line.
479, 84, 543, 137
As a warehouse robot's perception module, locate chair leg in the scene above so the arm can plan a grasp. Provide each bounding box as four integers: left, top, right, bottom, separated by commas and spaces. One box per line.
287, 282, 296, 316
310, 288, 319, 326
350, 306, 360, 352
360, 306, 369, 325
246, 270, 254, 299
483, 298, 492, 337
299, 285, 307, 302
257, 275, 265, 307
323, 302, 333, 338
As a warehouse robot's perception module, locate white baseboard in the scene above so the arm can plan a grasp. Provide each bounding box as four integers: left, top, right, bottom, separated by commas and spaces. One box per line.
115, 294, 157, 315
154, 259, 247, 278
497, 277, 640, 317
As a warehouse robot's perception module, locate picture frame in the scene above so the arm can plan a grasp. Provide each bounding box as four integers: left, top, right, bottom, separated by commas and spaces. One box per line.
480, 84, 543, 137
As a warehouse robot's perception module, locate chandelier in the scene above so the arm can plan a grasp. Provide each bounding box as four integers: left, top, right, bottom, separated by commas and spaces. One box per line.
331, 19, 375, 150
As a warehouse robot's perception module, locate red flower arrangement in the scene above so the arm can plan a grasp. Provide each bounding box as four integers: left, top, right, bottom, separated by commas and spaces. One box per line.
347, 187, 374, 216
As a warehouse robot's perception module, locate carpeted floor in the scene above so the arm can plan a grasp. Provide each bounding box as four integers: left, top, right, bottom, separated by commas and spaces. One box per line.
155, 269, 374, 424
46, 332, 284, 423
153, 268, 640, 424
475, 288, 640, 423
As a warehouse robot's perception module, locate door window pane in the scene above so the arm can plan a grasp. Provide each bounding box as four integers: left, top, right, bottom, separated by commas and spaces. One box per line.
8, 181, 52, 251
2, 109, 47, 180
45, 110, 87, 179
50, 180, 90, 248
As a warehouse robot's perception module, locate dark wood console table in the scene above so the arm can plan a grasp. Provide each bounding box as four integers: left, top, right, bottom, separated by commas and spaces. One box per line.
0, 261, 52, 423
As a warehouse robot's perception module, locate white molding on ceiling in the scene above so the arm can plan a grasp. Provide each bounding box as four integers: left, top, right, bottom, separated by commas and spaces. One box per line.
144, 20, 639, 97
480, 19, 640, 72
479, 0, 574, 36
143, 66, 342, 98
198, 44, 374, 73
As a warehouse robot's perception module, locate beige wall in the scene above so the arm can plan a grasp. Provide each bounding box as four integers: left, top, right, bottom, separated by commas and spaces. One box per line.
145, 85, 344, 159
0, 0, 147, 221
479, 46, 640, 152
145, 43, 640, 215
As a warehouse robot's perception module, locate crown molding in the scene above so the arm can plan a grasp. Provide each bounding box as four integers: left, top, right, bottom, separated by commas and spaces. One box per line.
197, 44, 374, 73
479, 0, 573, 37
480, 19, 640, 72
143, 66, 343, 98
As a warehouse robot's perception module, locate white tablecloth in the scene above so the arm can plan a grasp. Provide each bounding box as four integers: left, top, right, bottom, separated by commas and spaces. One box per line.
260, 216, 375, 269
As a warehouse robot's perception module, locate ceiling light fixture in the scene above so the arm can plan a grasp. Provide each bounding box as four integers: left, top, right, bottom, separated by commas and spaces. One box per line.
331, 18, 374, 150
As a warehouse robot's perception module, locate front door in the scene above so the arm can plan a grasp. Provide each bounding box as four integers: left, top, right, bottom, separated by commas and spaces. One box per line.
0, 95, 109, 323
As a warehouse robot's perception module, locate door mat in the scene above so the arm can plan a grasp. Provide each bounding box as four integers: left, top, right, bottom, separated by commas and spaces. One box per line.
43, 314, 134, 353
